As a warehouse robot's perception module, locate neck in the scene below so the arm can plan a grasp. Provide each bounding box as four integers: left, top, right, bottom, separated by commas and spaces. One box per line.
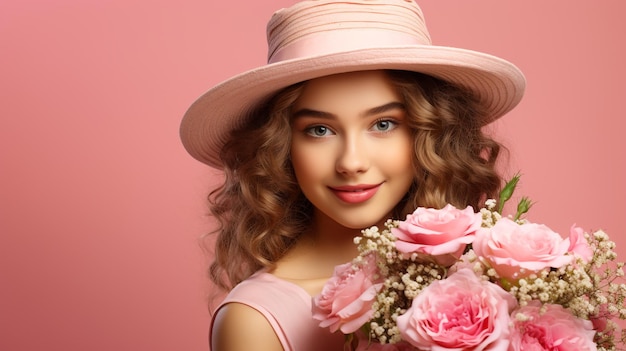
307, 210, 362, 261
272, 210, 361, 281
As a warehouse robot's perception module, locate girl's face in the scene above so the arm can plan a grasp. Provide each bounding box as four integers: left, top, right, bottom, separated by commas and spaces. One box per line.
290, 70, 414, 229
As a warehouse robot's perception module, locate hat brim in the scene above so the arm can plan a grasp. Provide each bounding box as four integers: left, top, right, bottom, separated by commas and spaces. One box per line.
180, 45, 525, 168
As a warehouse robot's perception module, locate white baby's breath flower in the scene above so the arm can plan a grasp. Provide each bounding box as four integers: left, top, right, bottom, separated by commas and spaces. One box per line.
514, 312, 532, 322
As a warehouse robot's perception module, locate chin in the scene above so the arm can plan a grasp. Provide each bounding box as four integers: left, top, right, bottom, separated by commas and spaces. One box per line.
334, 216, 386, 231
313, 206, 392, 232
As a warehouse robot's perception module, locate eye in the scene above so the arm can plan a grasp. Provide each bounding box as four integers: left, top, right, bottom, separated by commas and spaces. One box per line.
306, 125, 333, 137
372, 119, 398, 132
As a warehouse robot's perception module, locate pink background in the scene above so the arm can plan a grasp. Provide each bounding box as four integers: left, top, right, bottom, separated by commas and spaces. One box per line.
1, 1, 624, 350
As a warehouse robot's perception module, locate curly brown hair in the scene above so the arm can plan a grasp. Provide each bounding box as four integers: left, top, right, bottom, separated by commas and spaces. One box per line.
206, 70, 504, 291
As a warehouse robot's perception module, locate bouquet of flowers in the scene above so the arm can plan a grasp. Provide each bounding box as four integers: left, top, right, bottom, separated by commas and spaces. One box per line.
312, 175, 626, 351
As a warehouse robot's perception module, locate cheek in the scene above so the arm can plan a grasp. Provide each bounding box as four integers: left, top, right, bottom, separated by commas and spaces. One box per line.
378, 136, 414, 177
290, 149, 308, 185
386, 150, 412, 173
290, 142, 326, 186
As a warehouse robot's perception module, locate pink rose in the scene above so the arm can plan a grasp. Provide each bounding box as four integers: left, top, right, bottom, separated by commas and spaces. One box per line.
568, 225, 593, 263
473, 218, 573, 280
391, 204, 481, 266
509, 301, 597, 351
355, 339, 415, 351
397, 268, 517, 350
312, 255, 383, 334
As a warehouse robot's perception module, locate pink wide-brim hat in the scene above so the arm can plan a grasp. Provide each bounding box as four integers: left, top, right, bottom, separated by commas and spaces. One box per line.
180, 0, 526, 168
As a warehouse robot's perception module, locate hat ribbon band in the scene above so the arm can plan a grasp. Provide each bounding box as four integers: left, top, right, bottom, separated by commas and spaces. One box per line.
268, 29, 423, 64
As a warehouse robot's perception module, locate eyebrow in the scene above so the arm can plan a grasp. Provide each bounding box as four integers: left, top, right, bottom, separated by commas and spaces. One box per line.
292, 101, 405, 119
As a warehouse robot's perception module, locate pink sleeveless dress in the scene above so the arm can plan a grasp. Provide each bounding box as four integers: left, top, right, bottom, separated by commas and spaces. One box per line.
211, 271, 346, 351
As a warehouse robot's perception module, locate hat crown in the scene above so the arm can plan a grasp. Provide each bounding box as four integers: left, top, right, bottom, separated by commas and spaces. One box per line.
267, 0, 432, 64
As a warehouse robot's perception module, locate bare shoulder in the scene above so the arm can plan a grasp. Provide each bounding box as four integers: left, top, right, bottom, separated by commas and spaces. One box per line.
211, 302, 284, 351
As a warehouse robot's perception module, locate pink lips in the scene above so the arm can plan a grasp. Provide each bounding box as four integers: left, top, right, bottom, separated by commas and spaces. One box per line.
329, 183, 381, 204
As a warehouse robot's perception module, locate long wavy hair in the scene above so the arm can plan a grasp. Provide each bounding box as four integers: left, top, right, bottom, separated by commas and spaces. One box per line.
206, 70, 504, 292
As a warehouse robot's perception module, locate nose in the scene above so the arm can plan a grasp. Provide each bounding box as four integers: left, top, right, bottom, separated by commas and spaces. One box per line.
335, 134, 369, 175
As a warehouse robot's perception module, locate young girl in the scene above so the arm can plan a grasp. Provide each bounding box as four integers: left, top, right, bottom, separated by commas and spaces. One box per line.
180, 1, 525, 350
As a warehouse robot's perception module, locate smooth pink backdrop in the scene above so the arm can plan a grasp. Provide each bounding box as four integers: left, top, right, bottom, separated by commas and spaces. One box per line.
1, 1, 624, 350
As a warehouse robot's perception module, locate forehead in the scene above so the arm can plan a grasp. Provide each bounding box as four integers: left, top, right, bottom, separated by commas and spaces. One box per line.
294, 70, 402, 111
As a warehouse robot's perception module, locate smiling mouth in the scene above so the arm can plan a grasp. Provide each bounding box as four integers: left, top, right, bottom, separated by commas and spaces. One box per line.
329, 184, 382, 204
